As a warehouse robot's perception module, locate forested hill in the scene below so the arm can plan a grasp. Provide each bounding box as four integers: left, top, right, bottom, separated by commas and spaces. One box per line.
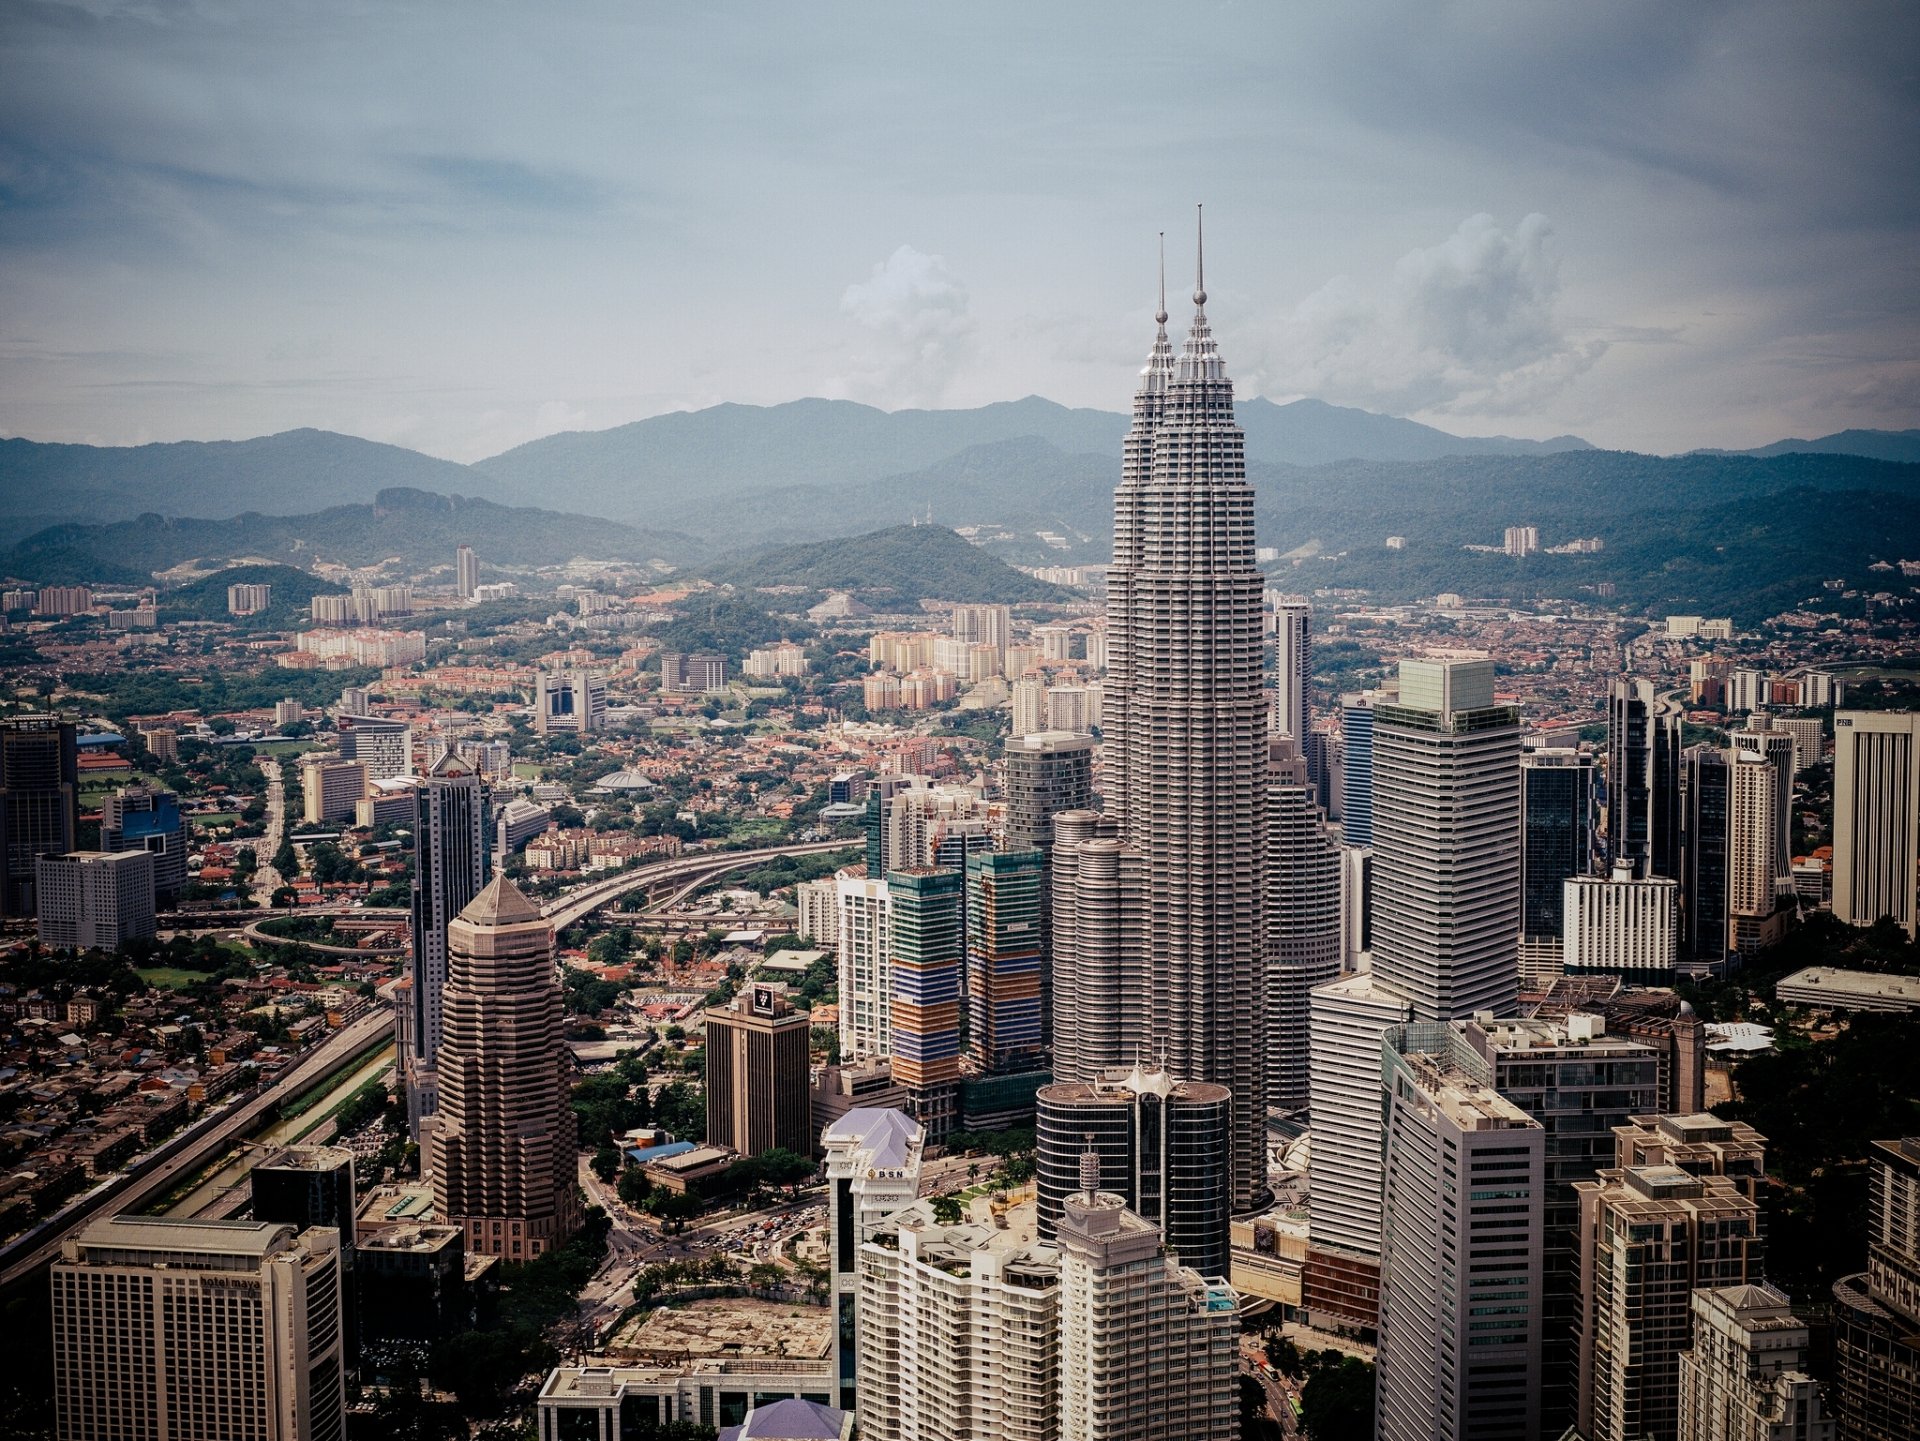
699, 523, 1072, 606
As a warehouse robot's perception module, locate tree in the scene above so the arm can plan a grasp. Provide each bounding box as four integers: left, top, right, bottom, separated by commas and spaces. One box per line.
930, 1194, 964, 1225
591, 1145, 621, 1184
748, 1262, 784, 1294
1299, 1355, 1375, 1440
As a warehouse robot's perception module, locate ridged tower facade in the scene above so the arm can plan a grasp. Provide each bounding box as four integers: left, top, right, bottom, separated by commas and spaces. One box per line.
429, 875, 580, 1260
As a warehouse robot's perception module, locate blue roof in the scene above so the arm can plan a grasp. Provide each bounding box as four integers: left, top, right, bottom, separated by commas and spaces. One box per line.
625, 1139, 698, 1166
76, 732, 124, 749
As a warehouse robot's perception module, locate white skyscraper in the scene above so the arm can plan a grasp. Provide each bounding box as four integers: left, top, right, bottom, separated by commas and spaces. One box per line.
1269, 597, 1311, 742
1728, 749, 1789, 955
1563, 863, 1680, 978
824, 1107, 924, 1412
835, 875, 893, 1059
1831, 710, 1920, 938
456, 543, 479, 599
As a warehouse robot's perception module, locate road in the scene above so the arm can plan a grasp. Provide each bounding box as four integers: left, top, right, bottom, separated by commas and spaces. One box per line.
0, 1004, 393, 1293
246, 754, 288, 906
541, 839, 852, 932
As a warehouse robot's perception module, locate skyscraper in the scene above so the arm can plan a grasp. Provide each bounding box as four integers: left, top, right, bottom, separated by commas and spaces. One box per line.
885, 867, 965, 1142
1733, 716, 1796, 889
0, 713, 77, 918
1073, 218, 1266, 1209
1607, 677, 1683, 878
835, 873, 893, 1060
1340, 693, 1377, 848
1264, 774, 1341, 1110
100, 783, 187, 905
966, 849, 1046, 1075
1521, 748, 1594, 947
1048, 810, 1145, 1086
1728, 749, 1789, 956
407, 752, 487, 1138
1269, 597, 1311, 743
456, 543, 479, 599
337, 712, 413, 782
428, 876, 580, 1260
1831, 710, 1920, 938
1563, 863, 1680, 978
1003, 731, 1095, 854
824, 1107, 925, 1411
705, 982, 812, 1158
1677, 1284, 1835, 1441
1684, 745, 1733, 967
1833, 1136, 1920, 1439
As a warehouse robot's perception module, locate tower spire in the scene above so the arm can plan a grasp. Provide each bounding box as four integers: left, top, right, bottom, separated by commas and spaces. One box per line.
1156, 231, 1168, 326
1194, 203, 1206, 306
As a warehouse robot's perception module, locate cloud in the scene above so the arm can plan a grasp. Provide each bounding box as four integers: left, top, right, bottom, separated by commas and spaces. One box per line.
831, 245, 975, 408
1252, 214, 1607, 417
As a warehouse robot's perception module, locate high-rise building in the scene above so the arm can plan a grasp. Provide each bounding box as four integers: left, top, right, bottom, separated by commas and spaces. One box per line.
1264, 775, 1341, 1110
1521, 748, 1594, 946
1376, 1024, 1544, 1441
1833, 1136, 1920, 1440
1011, 676, 1048, 737
1035, 1065, 1232, 1278
823, 1107, 924, 1411
1684, 745, 1734, 967
456, 543, 480, 600
428, 876, 580, 1260
1269, 597, 1311, 743
659, 651, 727, 693
1340, 693, 1377, 847
1371, 657, 1524, 1020
1082, 228, 1267, 1209
796, 876, 840, 949
887, 867, 965, 1141
227, 581, 273, 616
337, 713, 413, 782
950, 603, 1011, 655
406, 753, 488, 1138
1573, 1163, 1764, 1441
1677, 1283, 1835, 1441
1733, 717, 1796, 888
1612, 1112, 1768, 1196
1047, 811, 1145, 1086
35, 850, 156, 951
1831, 711, 1920, 938
965, 850, 1045, 1075
1464, 1014, 1666, 1436
1729, 749, 1790, 956
302, 758, 367, 825
0, 714, 78, 918
1775, 715, 1825, 778
100, 783, 187, 904
1607, 677, 1683, 879
1003, 731, 1094, 854
705, 982, 812, 1158
1339, 843, 1373, 970
251, 1145, 356, 1249
835, 873, 893, 1060
533, 669, 607, 735
1054, 1161, 1239, 1441
52, 1216, 347, 1441
1563, 863, 1680, 978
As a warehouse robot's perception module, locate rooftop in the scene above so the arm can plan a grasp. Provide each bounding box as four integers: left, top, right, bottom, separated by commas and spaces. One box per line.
607, 1297, 833, 1362
74, 1214, 299, 1261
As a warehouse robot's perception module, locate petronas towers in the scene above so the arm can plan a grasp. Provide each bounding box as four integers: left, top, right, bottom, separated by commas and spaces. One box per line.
1053, 214, 1267, 1211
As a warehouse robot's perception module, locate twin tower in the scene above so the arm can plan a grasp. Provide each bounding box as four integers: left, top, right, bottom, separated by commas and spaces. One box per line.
1050, 216, 1268, 1216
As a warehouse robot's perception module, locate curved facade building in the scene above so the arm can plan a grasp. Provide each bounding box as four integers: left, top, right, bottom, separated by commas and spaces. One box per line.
1035, 1066, 1231, 1278
1265, 780, 1341, 1110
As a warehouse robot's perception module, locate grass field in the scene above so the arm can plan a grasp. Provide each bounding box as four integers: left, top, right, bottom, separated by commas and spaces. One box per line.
253, 740, 323, 758
136, 967, 206, 990
512, 761, 545, 779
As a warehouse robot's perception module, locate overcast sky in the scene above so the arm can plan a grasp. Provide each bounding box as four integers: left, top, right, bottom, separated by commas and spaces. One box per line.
2, 1, 1916, 460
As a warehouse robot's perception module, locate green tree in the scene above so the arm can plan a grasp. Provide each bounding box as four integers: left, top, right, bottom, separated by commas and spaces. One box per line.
930, 1195, 964, 1225
591, 1145, 621, 1184
1299, 1355, 1375, 1440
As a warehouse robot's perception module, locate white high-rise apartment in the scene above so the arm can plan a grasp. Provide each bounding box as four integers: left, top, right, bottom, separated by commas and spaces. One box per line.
1774, 716, 1824, 778
1265, 777, 1341, 1110
1733, 717, 1796, 886
1045, 684, 1094, 735
1728, 749, 1788, 955
951, 603, 1011, 655
1832, 710, 1920, 938
456, 543, 479, 599
1376, 1025, 1545, 1441
338, 713, 413, 782
824, 1106, 924, 1413
1676, 1283, 1835, 1441
34, 850, 155, 951
1269, 597, 1311, 742
1564, 863, 1680, 977
796, 876, 839, 948
835, 875, 893, 1059
52, 1216, 346, 1441
1370, 657, 1524, 1019
1011, 677, 1047, 737
1055, 1171, 1238, 1441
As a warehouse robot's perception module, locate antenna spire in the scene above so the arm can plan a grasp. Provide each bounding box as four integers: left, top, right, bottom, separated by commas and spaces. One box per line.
1156, 232, 1168, 325
1193, 204, 1207, 307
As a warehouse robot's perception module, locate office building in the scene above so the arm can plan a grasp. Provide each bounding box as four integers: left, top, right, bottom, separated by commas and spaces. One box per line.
1522, 748, 1594, 947
887, 867, 965, 1141
428, 876, 581, 1260
1564, 863, 1680, 978
355, 1223, 477, 1348
494, 795, 550, 863
1608, 677, 1683, 879
706, 983, 812, 1159
251, 1145, 356, 1249
1093, 234, 1268, 1209
227, 581, 273, 616
408, 753, 488, 1138
660, 651, 727, 693
1003, 731, 1094, 854
823, 1107, 924, 1410
1048, 810, 1146, 1085
1264, 774, 1341, 1110
1341, 693, 1377, 847
1684, 745, 1734, 967
1055, 1160, 1239, 1441
1573, 1164, 1764, 1441
1729, 749, 1790, 956
337, 713, 413, 782
1833, 1136, 1920, 1440
52, 1216, 346, 1441
1676, 1283, 1834, 1441
1831, 711, 1920, 938
1371, 657, 1524, 1020
456, 543, 479, 599
1270, 597, 1311, 742
1734, 717, 1797, 888
1465, 1014, 1665, 1435
302, 758, 367, 824
533, 668, 607, 735
1035, 1064, 1232, 1278
1303, 970, 1410, 1329
1775, 715, 1825, 778
1376, 1024, 1544, 1441
100, 783, 187, 904
965, 850, 1046, 1075
35, 850, 156, 951
834, 874, 893, 1060
1339, 843, 1373, 970
0, 713, 78, 918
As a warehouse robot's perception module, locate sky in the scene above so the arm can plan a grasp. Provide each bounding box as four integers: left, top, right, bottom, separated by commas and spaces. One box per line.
2, 0, 1916, 461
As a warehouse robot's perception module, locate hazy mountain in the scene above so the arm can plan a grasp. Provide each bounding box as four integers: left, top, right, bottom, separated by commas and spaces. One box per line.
157, 563, 348, 629
1235, 397, 1591, 465
7, 487, 697, 585
0, 428, 505, 544
1697, 428, 1920, 465
699, 523, 1072, 606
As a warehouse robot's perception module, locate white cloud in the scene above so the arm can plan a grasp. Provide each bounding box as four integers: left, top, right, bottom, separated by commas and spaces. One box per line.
831, 245, 975, 408
1252, 214, 1607, 417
